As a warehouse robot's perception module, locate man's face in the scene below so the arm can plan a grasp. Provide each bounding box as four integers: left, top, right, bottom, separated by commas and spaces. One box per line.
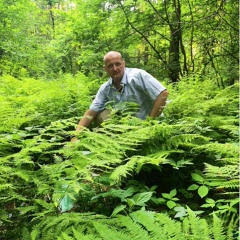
104, 54, 125, 82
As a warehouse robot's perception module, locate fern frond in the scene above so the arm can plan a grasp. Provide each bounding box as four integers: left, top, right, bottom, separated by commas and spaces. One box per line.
109, 149, 179, 185
204, 163, 239, 191
184, 207, 211, 239
211, 213, 226, 240
72, 225, 102, 240
194, 143, 238, 157
118, 215, 152, 240
30, 212, 106, 240
58, 232, 74, 240
29, 208, 234, 240
93, 221, 132, 240
218, 157, 239, 164
226, 214, 239, 240
109, 158, 138, 185
167, 133, 210, 148
132, 210, 184, 240
0, 183, 15, 191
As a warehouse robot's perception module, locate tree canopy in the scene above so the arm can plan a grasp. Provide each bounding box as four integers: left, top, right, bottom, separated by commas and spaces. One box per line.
0, 0, 238, 85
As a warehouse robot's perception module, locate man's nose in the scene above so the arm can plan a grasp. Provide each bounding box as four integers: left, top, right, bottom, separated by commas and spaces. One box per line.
112, 64, 118, 70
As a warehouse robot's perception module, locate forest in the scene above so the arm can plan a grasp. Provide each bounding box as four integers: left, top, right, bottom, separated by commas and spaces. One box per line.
0, 0, 239, 239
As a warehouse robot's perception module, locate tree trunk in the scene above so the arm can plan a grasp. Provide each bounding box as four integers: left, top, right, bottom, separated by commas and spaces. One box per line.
167, 0, 182, 82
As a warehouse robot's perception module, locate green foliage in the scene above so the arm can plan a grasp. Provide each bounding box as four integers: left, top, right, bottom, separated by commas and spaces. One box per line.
0, 0, 238, 84
155, 189, 179, 209
0, 74, 239, 239
0, 74, 91, 133
0, 0, 238, 238
28, 208, 235, 240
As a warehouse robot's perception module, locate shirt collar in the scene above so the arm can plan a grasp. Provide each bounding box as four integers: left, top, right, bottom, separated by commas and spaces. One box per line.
110, 68, 127, 86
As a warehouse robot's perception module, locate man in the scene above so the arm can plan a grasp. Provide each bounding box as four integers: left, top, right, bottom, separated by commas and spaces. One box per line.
72, 51, 168, 140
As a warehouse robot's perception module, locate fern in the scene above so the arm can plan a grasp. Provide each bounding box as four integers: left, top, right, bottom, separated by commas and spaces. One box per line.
211, 213, 226, 240
130, 210, 183, 239
166, 133, 210, 148
0, 74, 239, 239
226, 214, 239, 240
71, 227, 102, 240
30, 212, 108, 240
93, 221, 132, 240
194, 142, 238, 158
204, 163, 239, 191
183, 207, 211, 239
34, 208, 232, 240
0, 75, 91, 133
109, 158, 138, 185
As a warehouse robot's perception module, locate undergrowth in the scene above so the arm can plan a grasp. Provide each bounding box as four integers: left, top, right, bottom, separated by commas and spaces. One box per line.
0, 74, 238, 239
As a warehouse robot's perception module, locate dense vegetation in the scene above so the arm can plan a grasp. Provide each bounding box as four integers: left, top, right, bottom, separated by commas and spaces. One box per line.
0, 0, 238, 85
0, 74, 238, 239
0, 0, 239, 239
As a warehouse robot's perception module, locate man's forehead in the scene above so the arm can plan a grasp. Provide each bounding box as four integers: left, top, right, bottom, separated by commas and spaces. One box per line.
106, 57, 122, 62
105, 55, 121, 61
104, 57, 123, 66
104, 51, 122, 61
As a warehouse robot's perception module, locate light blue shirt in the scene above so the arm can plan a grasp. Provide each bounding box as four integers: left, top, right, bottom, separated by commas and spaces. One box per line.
89, 68, 167, 120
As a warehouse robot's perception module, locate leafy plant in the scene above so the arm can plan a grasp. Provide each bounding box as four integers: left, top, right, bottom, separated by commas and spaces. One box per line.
153, 189, 179, 209
0, 74, 238, 239
188, 171, 209, 199
28, 208, 237, 240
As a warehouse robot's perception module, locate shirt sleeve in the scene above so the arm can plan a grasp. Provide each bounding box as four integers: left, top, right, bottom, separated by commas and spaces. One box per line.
89, 83, 109, 112
135, 70, 167, 101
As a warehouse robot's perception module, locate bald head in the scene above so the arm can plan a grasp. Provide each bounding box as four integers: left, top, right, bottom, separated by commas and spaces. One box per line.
103, 51, 123, 63
103, 51, 125, 82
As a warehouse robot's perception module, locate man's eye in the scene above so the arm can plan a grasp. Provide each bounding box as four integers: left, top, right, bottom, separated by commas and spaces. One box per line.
107, 62, 122, 69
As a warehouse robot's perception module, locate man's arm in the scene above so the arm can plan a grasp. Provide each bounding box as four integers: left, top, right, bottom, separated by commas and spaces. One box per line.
71, 109, 98, 142
76, 109, 98, 131
149, 90, 169, 118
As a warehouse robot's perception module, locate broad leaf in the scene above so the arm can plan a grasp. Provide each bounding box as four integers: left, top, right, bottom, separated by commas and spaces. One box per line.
167, 200, 176, 209
132, 192, 153, 206
169, 188, 177, 198
198, 185, 209, 198
191, 173, 204, 183
188, 184, 199, 191
111, 205, 126, 217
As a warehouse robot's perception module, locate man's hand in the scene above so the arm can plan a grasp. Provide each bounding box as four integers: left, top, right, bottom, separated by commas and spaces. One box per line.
69, 109, 98, 143
70, 137, 78, 143
149, 90, 169, 118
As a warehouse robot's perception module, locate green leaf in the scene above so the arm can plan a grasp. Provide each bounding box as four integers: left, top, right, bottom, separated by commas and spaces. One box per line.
191, 173, 204, 183
162, 193, 171, 199
188, 184, 199, 191
169, 188, 177, 198
132, 192, 153, 206
201, 203, 214, 208
174, 211, 188, 218
122, 187, 135, 199
198, 185, 209, 198
229, 198, 240, 207
126, 198, 135, 207
205, 198, 215, 204
111, 205, 126, 217
174, 206, 186, 212
155, 198, 166, 204
167, 200, 176, 209
150, 185, 158, 191
34, 199, 54, 210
